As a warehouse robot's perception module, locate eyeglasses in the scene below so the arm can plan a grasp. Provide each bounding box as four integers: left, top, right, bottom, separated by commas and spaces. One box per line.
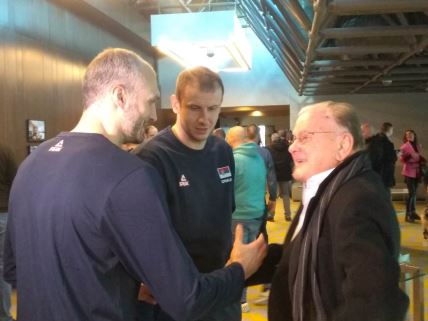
292, 131, 344, 145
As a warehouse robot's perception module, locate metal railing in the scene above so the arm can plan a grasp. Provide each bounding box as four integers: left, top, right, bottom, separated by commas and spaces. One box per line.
400, 263, 425, 321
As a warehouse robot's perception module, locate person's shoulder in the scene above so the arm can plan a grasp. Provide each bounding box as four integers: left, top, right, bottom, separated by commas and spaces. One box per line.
209, 135, 232, 152
335, 170, 386, 204
136, 127, 173, 154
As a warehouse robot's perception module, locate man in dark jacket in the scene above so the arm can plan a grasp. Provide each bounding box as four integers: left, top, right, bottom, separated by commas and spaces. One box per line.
268, 131, 293, 221
370, 122, 398, 191
249, 101, 408, 321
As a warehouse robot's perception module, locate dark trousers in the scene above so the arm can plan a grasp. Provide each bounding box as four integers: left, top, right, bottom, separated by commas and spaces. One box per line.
405, 176, 418, 214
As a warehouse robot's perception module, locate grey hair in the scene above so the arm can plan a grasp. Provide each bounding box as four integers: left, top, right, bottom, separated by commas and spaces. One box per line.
82, 48, 154, 109
299, 101, 364, 151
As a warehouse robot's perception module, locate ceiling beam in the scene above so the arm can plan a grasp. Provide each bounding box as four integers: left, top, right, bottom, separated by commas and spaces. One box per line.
389, 67, 428, 74
299, 0, 328, 95
266, 14, 306, 60
328, 0, 428, 15
405, 57, 428, 65
321, 25, 428, 39
310, 59, 395, 68
351, 36, 428, 93
273, 0, 312, 32
316, 45, 411, 56
306, 77, 370, 83
264, 0, 307, 51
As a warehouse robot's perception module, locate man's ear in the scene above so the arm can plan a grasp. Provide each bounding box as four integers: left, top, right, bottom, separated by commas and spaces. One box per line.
336, 133, 354, 161
170, 94, 179, 115
112, 86, 127, 109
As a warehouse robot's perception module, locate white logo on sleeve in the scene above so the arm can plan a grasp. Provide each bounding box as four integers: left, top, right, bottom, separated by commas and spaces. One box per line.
179, 174, 190, 187
49, 140, 64, 152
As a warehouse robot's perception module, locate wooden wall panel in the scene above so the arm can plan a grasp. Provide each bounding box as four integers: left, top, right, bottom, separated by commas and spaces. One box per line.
0, 0, 153, 163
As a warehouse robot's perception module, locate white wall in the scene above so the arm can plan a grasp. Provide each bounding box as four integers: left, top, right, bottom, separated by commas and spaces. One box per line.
289, 92, 428, 152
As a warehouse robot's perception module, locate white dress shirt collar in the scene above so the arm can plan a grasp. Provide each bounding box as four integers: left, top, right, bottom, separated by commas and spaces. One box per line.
292, 168, 335, 240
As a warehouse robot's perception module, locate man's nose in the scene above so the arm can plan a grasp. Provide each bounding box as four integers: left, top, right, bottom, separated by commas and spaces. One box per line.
198, 109, 208, 123
149, 105, 157, 122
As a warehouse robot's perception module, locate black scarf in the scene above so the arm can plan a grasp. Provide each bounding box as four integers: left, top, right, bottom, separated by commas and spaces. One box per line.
292, 151, 371, 321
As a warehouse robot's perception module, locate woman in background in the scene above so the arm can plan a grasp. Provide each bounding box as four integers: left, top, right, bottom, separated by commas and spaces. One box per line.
400, 130, 422, 222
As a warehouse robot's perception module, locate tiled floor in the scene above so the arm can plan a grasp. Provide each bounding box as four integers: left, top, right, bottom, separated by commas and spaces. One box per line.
9, 200, 428, 321
242, 199, 428, 321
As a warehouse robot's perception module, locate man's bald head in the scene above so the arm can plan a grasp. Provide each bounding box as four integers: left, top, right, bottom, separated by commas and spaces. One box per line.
82, 48, 156, 110
226, 126, 246, 149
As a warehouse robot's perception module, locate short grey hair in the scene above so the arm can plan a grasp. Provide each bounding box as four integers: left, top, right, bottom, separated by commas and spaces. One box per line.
82, 48, 154, 109
299, 101, 364, 151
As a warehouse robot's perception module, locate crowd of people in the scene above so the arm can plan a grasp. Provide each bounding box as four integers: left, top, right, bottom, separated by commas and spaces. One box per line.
2, 47, 427, 321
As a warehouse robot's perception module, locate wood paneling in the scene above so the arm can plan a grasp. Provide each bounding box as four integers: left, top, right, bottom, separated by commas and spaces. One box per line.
0, 31, 86, 162
0, 0, 154, 163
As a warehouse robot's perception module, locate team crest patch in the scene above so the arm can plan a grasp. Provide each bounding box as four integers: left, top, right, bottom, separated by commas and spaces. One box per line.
217, 166, 232, 183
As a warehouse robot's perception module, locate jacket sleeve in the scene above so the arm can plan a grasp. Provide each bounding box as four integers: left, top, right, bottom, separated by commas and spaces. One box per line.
400, 142, 420, 163
331, 183, 408, 321
101, 166, 244, 321
246, 243, 282, 286
3, 213, 16, 287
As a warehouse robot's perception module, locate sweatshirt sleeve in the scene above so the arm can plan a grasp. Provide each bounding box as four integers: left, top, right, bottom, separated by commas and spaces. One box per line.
101, 165, 244, 321
3, 213, 16, 287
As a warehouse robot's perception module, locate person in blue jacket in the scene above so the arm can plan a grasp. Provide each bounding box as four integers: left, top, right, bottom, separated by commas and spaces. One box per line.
3, 48, 266, 321
135, 66, 247, 321
226, 126, 267, 312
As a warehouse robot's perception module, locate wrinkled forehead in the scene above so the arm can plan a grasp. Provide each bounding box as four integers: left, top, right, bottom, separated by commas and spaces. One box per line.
295, 106, 337, 132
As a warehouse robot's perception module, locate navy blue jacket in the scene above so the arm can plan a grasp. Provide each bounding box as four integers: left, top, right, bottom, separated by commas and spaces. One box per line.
4, 132, 244, 321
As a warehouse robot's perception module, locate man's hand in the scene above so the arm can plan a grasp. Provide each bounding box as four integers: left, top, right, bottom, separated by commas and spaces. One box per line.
228, 224, 267, 279
138, 283, 157, 305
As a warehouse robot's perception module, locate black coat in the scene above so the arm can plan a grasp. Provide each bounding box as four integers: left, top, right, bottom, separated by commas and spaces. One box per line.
268, 140, 293, 182
249, 169, 408, 321
367, 134, 397, 187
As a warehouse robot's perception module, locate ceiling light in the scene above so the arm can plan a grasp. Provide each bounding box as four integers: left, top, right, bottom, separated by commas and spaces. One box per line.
382, 79, 393, 86
152, 11, 252, 72
250, 111, 264, 117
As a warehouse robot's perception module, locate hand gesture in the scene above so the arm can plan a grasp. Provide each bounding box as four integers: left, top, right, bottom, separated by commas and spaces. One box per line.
138, 283, 157, 305
228, 224, 267, 279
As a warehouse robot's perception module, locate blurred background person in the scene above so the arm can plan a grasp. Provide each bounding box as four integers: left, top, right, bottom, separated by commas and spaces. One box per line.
400, 129, 422, 222
144, 125, 158, 141
212, 127, 226, 140
268, 130, 293, 221
246, 124, 277, 233
226, 126, 267, 313
370, 122, 397, 194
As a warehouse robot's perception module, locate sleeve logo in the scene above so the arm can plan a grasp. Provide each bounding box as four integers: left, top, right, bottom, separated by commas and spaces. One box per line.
217, 166, 232, 183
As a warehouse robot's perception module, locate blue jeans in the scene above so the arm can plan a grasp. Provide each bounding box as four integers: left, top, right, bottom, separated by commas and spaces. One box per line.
0, 213, 12, 321
231, 218, 263, 303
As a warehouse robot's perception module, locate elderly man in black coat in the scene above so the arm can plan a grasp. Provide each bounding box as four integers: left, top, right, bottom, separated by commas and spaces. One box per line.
249, 101, 408, 321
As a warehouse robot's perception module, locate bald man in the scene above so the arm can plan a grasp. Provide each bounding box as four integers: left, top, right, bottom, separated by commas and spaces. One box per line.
226, 126, 267, 312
